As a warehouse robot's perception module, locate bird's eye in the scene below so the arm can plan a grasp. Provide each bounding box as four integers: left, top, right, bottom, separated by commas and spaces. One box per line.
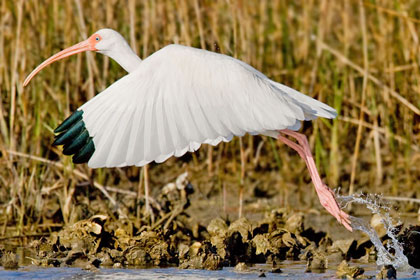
95, 36, 100, 41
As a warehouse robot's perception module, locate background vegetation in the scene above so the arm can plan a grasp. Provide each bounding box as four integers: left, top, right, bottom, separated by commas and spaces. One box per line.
0, 0, 419, 241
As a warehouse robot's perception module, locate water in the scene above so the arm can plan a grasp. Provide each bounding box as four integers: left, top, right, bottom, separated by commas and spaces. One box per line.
338, 192, 410, 269
0, 263, 418, 280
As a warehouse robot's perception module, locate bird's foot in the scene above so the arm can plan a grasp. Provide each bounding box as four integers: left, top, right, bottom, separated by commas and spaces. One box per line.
278, 129, 352, 232
315, 183, 352, 232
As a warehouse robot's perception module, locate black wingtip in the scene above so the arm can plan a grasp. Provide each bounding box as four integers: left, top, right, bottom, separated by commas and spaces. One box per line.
54, 110, 95, 165
72, 138, 95, 164
54, 110, 83, 133
62, 130, 89, 155
53, 120, 85, 146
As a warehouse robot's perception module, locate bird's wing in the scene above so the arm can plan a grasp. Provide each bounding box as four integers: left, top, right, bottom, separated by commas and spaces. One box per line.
54, 44, 337, 168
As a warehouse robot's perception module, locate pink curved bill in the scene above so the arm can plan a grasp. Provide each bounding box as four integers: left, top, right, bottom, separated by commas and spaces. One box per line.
23, 39, 96, 87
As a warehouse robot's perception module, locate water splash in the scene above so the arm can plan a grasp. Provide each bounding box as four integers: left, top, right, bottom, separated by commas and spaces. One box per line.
337, 192, 409, 269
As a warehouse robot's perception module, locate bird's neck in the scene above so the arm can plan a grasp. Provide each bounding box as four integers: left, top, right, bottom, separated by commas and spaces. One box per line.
103, 42, 142, 73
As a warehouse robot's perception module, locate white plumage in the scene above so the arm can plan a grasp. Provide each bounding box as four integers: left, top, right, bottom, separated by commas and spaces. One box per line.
77, 44, 336, 168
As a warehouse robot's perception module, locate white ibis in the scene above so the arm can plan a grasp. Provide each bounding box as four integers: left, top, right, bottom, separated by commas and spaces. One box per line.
23, 28, 352, 231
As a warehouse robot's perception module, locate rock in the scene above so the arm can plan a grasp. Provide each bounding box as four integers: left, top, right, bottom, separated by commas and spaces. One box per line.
162, 172, 189, 194
202, 252, 222, 270
299, 243, 316, 261
179, 242, 222, 270
282, 232, 297, 248
113, 262, 122, 268
207, 218, 228, 237
136, 231, 171, 266
72, 255, 89, 268
210, 235, 227, 259
258, 272, 266, 277
159, 172, 193, 214
269, 229, 287, 249
332, 238, 357, 257
271, 267, 282, 273
285, 245, 301, 260
56, 215, 108, 254
296, 234, 310, 248
1, 251, 18, 270
83, 263, 98, 271
178, 243, 190, 260
48, 258, 60, 267
179, 256, 201, 269
318, 236, 333, 250
326, 250, 344, 263
353, 236, 373, 259
370, 214, 387, 238
305, 251, 327, 273
38, 242, 53, 258
253, 220, 269, 236
376, 265, 396, 279
336, 260, 364, 279
74, 214, 107, 236
252, 228, 300, 263
358, 247, 371, 263
279, 230, 303, 260
398, 225, 420, 268
266, 209, 288, 232
234, 262, 248, 272
225, 231, 251, 265
90, 258, 101, 268
285, 213, 304, 234
208, 219, 231, 261
114, 228, 132, 250
89, 215, 108, 233
124, 245, 150, 266
96, 251, 113, 267
228, 217, 252, 242
108, 248, 123, 260
63, 251, 85, 266
189, 242, 202, 256
252, 234, 272, 255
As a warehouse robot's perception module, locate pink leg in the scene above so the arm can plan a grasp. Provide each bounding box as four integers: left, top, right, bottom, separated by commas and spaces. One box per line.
278, 129, 352, 232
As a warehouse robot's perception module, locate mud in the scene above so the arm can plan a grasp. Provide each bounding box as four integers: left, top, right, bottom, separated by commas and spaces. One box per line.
0, 174, 418, 278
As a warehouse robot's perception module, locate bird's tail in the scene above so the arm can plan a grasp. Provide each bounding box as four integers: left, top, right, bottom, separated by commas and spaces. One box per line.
272, 81, 337, 120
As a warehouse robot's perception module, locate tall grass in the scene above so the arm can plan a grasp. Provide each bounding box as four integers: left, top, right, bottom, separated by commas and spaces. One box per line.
0, 0, 419, 239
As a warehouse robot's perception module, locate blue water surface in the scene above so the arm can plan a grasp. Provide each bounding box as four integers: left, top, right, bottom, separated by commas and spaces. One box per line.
0, 263, 418, 280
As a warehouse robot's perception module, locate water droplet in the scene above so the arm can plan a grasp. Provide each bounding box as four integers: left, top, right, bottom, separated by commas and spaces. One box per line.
336, 192, 409, 269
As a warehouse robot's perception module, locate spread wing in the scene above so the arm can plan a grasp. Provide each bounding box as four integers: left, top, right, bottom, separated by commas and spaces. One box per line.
53, 44, 337, 168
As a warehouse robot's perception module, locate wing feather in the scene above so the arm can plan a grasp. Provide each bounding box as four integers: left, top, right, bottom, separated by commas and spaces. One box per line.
78, 44, 337, 168
126, 103, 143, 164
142, 87, 158, 161
89, 104, 125, 167
164, 87, 185, 156
156, 89, 173, 155
106, 105, 135, 166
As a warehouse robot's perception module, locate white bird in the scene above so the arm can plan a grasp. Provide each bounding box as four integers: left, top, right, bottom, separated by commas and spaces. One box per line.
23, 28, 352, 231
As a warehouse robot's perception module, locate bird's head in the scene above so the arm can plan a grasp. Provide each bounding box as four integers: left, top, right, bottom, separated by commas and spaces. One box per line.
23, 28, 127, 87
92, 28, 131, 55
